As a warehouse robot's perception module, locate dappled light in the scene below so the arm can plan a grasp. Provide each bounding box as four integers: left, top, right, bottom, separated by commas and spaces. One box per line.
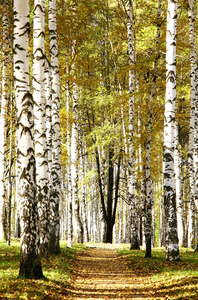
1, 0, 198, 296
68, 247, 151, 299
67, 246, 198, 300
0, 241, 198, 299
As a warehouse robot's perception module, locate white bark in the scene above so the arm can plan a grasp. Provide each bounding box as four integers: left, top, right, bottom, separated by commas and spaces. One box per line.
7, 100, 14, 246
79, 128, 89, 242
159, 179, 165, 247
71, 83, 83, 243
66, 73, 73, 248
188, 1, 196, 207
188, 196, 195, 248
163, 0, 179, 261
174, 122, 184, 246
126, 0, 139, 250
188, 0, 198, 212
186, 0, 198, 249
188, 0, 198, 209
0, 0, 11, 241
45, 58, 52, 175
14, 0, 43, 278
33, 0, 50, 256
137, 105, 146, 249
151, 192, 155, 247
48, 0, 61, 254
144, 0, 161, 256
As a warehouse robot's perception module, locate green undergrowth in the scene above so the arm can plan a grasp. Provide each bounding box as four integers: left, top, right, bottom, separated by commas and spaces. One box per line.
119, 247, 198, 300
1, 241, 198, 299
0, 239, 85, 300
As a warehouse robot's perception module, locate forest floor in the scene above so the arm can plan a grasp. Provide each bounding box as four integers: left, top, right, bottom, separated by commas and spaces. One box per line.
0, 241, 198, 299
67, 245, 161, 300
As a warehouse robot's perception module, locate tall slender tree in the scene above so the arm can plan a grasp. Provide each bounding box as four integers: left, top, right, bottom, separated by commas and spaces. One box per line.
174, 122, 184, 247
126, 0, 139, 250
33, 0, 50, 257
188, 0, 198, 212
163, 0, 180, 262
48, 0, 61, 254
13, 0, 43, 278
0, 0, 11, 241
79, 127, 89, 242
144, 0, 162, 258
66, 64, 73, 248
71, 82, 83, 243
44, 58, 52, 183
187, 0, 197, 248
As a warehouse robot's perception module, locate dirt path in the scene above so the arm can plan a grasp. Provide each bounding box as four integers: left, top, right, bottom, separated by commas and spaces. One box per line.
67, 247, 154, 300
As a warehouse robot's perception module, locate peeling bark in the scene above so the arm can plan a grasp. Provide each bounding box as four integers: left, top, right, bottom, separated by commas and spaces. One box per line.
163, 0, 180, 262
14, 0, 43, 278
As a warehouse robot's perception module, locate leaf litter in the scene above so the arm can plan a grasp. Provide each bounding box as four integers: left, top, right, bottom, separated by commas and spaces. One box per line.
67, 245, 198, 300
67, 247, 153, 299
1, 242, 197, 299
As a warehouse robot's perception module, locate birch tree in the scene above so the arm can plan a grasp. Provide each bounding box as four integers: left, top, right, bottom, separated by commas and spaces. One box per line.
33, 0, 50, 256
144, 0, 162, 258
174, 122, 184, 246
184, 0, 198, 249
48, 0, 61, 254
126, 0, 139, 250
0, 0, 11, 241
13, 0, 43, 278
66, 68, 73, 248
45, 58, 52, 177
79, 127, 89, 242
7, 95, 14, 246
188, 0, 198, 212
71, 82, 83, 243
163, 0, 180, 261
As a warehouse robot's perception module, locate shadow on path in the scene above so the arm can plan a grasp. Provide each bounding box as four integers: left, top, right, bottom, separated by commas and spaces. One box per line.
67, 247, 153, 300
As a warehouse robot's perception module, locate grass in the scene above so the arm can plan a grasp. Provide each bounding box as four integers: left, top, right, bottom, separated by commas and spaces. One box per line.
119, 247, 198, 300
1, 241, 198, 299
0, 239, 85, 300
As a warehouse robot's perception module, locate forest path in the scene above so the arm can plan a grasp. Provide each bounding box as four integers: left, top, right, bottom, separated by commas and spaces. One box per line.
67, 246, 154, 300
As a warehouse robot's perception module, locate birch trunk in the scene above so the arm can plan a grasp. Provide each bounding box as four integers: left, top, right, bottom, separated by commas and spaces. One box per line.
186, 0, 198, 249
66, 74, 73, 248
188, 195, 195, 248
187, 0, 196, 217
71, 83, 83, 243
14, 0, 43, 278
138, 109, 146, 248
126, 0, 139, 250
0, 0, 11, 240
174, 122, 184, 247
45, 59, 52, 177
159, 179, 165, 247
120, 86, 128, 244
188, 0, 198, 212
99, 146, 107, 242
144, 0, 161, 257
79, 128, 89, 242
7, 95, 14, 246
163, 0, 180, 261
141, 178, 146, 250
48, 0, 61, 254
151, 192, 155, 247
33, 0, 50, 257
188, 0, 198, 247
